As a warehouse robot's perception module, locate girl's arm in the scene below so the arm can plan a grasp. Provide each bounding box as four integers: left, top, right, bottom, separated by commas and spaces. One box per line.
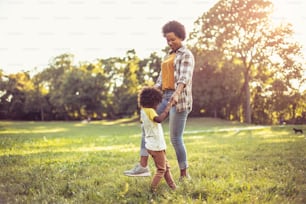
153, 102, 172, 123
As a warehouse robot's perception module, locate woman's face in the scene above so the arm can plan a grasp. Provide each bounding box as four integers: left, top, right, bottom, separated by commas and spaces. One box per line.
165, 32, 182, 52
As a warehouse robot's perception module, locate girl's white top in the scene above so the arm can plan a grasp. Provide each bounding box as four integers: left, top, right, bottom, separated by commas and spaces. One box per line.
140, 108, 166, 151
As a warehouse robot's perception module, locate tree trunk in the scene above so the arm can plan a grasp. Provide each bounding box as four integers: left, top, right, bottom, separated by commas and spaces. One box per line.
40, 106, 44, 121
244, 71, 252, 124
213, 108, 217, 118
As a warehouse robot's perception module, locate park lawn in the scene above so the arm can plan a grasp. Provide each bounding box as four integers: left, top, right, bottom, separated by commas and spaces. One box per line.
0, 118, 305, 203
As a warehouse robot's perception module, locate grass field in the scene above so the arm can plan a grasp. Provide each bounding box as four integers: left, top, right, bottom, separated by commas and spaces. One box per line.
0, 118, 305, 203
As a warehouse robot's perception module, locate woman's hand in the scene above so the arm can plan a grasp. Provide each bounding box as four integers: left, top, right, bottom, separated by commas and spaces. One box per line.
170, 92, 179, 105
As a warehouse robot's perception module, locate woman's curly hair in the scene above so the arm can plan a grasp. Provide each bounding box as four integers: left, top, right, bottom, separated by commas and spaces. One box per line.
138, 87, 163, 108
162, 20, 186, 40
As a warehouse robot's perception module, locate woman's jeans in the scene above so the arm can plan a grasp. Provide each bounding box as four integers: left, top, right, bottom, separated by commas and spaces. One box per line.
140, 90, 189, 170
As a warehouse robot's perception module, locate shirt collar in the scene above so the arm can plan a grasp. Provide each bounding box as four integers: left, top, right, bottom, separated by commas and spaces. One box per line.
169, 45, 186, 54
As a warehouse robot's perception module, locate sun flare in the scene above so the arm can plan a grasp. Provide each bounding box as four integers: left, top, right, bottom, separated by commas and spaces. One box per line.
271, 0, 306, 92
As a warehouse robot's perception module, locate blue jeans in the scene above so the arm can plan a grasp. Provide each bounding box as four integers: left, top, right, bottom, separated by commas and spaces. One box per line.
140, 90, 189, 170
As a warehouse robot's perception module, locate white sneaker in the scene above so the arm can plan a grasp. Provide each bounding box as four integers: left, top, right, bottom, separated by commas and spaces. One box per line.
124, 163, 151, 177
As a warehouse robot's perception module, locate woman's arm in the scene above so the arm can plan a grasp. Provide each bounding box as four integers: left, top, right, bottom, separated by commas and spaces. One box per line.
154, 71, 162, 90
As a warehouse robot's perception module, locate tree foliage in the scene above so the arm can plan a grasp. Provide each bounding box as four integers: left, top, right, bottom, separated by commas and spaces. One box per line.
188, 0, 305, 123
0, 50, 165, 120
0, 0, 305, 124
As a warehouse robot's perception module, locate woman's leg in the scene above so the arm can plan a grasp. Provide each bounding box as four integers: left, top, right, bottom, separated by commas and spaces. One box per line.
124, 125, 150, 176
169, 108, 189, 176
156, 90, 173, 114
139, 124, 149, 166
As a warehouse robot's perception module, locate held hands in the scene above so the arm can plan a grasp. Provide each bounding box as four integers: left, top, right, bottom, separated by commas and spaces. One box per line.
164, 101, 173, 114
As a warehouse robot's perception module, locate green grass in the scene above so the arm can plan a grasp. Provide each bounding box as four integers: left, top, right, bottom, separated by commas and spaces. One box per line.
0, 118, 305, 203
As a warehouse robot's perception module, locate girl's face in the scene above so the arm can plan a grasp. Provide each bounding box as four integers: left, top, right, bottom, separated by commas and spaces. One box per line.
165, 32, 182, 52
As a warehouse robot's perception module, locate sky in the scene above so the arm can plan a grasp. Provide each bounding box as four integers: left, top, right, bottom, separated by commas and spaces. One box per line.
0, 0, 305, 74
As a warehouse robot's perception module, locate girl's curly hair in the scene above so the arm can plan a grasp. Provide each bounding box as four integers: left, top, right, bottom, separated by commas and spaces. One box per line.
138, 87, 163, 108
162, 20, 186, 40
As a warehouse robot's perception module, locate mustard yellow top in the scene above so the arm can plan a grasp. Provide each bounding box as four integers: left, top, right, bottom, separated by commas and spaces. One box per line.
161, 53, 175, 90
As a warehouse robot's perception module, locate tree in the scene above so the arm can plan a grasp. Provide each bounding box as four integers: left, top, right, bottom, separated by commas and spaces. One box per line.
24, 74, 50, 121
138, 52, 163, 86
189, 0, 305, 123
39, 53, 75, 120
192, 58, 243, 119
111, 50, 140, 118
0, 70, 8, 119
64, 62, 111, 120
0, 72, 33, 119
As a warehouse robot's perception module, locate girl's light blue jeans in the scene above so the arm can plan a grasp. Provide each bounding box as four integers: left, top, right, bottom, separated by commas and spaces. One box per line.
140, 90, 189, 170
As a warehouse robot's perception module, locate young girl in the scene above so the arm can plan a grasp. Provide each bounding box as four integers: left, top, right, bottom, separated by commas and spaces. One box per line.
138, 87, 176, 192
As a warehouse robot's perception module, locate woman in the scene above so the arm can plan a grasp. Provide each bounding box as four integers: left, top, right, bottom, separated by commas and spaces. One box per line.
124, 20, 194, 179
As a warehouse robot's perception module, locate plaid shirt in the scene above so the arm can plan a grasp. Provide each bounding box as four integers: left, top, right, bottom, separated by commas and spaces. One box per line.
156, 45, 195, 112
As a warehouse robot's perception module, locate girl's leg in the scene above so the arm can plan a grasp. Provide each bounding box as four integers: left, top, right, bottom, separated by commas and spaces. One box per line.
163, 153, 176, 189
148, 150, 167, 192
